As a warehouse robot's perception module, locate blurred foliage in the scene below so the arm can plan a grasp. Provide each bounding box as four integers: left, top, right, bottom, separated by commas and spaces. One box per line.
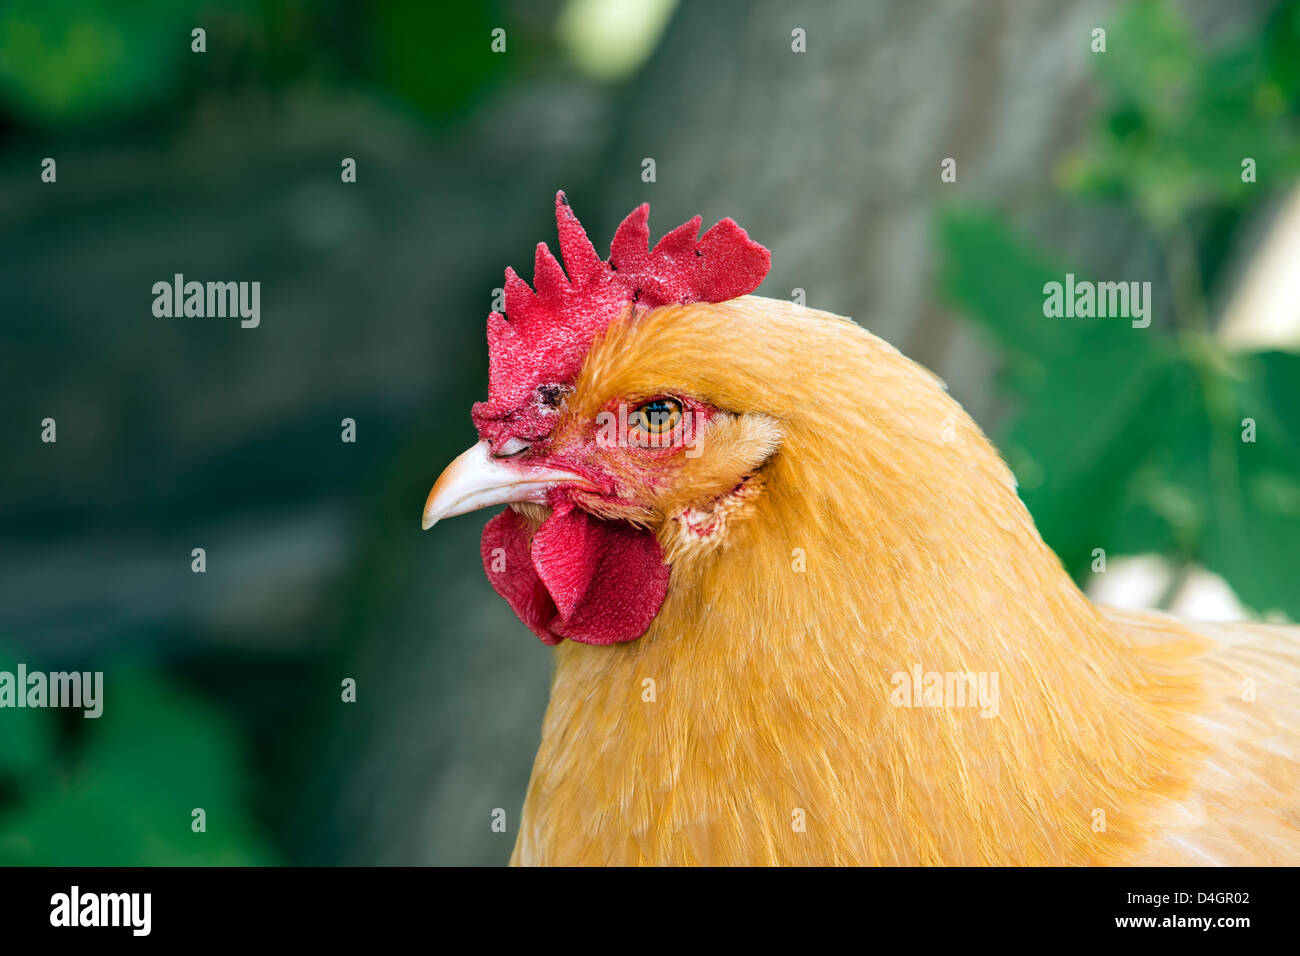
0, 0, 514, 131
941, 0, 1300, 619
366, 0, 508, 117
1066, 0, 1300, 228
0, 643, 276, 865
0, 0, 243, 127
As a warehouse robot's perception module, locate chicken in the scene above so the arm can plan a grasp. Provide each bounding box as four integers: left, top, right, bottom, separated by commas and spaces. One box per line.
421, 193, 1300, 866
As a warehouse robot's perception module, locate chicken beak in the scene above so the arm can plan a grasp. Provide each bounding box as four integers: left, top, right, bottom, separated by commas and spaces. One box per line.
421, 440, 589, 530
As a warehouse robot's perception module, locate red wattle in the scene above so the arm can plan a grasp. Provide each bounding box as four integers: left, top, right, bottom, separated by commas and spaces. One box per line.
480, 504, 670, 646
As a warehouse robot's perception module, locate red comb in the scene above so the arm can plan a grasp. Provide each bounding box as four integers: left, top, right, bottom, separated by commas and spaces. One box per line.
472, 192, 770, 441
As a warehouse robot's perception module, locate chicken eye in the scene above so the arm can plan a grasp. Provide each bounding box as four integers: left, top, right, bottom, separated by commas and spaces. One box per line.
630, 398, 683, 434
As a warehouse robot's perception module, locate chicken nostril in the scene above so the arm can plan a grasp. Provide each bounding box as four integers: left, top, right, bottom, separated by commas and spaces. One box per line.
494, 437, 531, 458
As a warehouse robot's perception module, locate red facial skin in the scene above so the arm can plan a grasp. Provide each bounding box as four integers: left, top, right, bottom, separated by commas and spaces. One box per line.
543, 394, 714, 505
466, 193, 768, 645
478, 394, 716, 646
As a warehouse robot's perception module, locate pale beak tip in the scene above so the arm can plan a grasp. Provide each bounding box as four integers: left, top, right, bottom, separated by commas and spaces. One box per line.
421, 483, 440, 530
421, 490, 442, 531
421, 439, 589, 533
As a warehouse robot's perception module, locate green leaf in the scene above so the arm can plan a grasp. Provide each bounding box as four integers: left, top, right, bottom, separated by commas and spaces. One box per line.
0, 666, 276, 865
1006, 340, 1170, 575
0, 0, 213, 126
1100, 356, 1210, 558
938, 208, 1176, 574
937, 208, 1069, 362
1200, 351, 1300, 619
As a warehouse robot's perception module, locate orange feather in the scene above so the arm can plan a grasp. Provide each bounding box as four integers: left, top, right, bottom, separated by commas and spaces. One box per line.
509, 296, 1300, 865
